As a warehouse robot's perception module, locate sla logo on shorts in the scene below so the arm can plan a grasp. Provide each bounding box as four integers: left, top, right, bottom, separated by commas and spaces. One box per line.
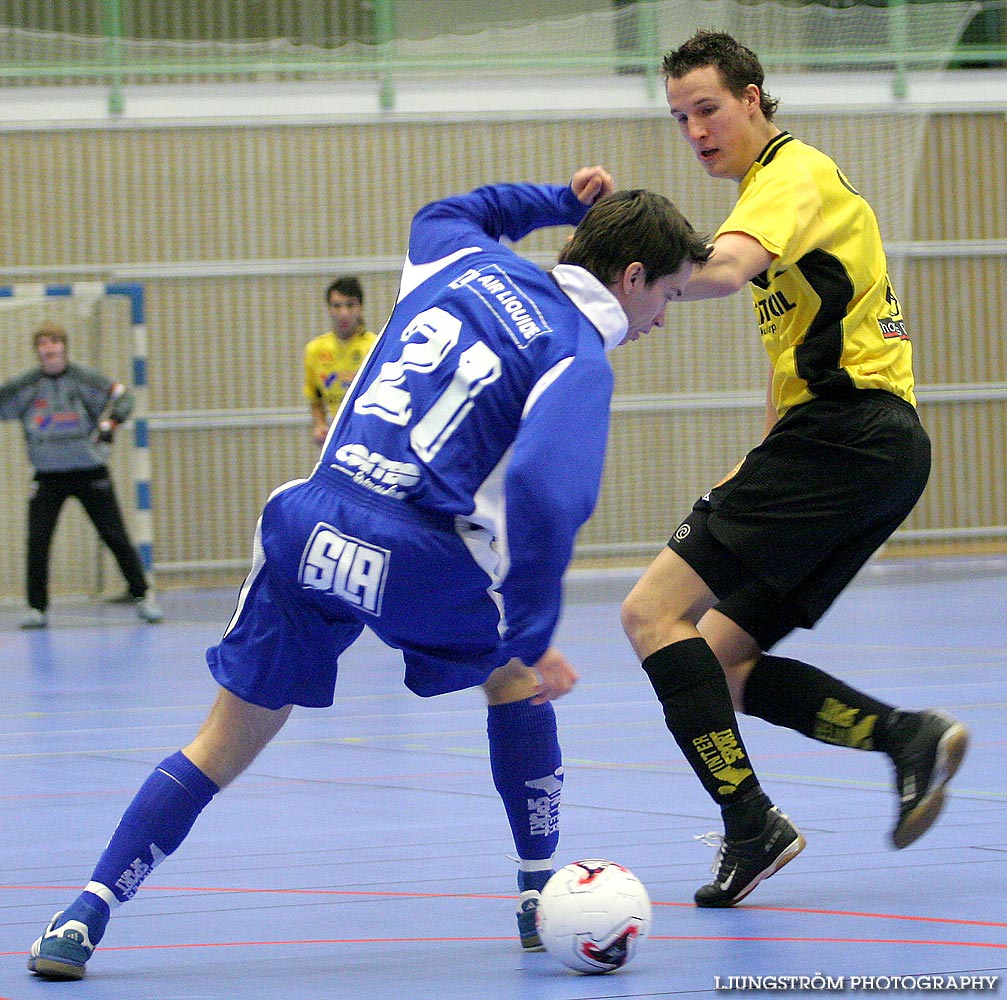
299, 522, 390, 616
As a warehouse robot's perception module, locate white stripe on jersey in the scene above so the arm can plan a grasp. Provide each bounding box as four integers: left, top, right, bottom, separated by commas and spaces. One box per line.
463, 356, 577, 641
397, 246, 482, 301
522, 356, 575, 418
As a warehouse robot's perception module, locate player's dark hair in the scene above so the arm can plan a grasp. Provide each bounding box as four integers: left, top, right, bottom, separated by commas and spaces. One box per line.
33, 320, 68, 349
558, 189, 711, 286
327, 275, 364, 304
662, 30, 779, 120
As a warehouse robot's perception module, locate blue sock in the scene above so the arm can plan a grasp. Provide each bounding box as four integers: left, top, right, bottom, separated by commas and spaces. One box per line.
58, 751, 219, 944
487, 698, 562, 888
517, 867, 554, 894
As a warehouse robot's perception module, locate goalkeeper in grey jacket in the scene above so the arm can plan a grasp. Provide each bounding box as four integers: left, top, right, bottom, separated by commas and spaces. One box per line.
0, 321, 161, 627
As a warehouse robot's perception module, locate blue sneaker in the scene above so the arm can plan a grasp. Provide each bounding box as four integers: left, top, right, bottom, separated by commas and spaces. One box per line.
28, 911, 95, 980
517, 890, 544, 951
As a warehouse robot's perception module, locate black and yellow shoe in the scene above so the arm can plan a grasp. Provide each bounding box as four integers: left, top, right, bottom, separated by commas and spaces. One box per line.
694, 806, 806, 908
887, 709, 969, 849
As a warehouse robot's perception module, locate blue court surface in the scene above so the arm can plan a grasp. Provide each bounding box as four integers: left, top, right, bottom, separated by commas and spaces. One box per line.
1, 557, 1005, 999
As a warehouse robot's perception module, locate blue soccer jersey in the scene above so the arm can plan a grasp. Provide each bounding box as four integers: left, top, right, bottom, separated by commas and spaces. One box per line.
316, 182, 625, 671
209, 181, 628, 706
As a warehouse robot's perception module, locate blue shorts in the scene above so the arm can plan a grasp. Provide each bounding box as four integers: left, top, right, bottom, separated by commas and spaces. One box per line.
207, 474, 512, 708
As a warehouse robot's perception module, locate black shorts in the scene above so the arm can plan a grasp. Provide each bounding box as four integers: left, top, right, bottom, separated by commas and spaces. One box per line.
668, 390, 931, 650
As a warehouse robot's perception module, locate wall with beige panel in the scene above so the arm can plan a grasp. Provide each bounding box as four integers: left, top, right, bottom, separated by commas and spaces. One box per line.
0, 108, 1003, 599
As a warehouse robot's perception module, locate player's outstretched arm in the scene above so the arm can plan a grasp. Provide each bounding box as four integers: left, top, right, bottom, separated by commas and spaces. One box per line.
682, 231, 773, 301
529, 646, 580, 705
409, 171, 611, 265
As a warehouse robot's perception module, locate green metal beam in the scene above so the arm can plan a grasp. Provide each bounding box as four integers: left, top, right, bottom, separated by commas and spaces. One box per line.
101, 0, 125, 115
373, 0, 395, 112
890, 0, 910, 100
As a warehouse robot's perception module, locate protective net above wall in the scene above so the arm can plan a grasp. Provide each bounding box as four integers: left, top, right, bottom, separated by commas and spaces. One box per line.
0, 0, 987, 86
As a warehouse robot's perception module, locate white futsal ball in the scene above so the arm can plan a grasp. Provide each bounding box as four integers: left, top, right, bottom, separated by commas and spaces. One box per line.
535, 859, 652, 974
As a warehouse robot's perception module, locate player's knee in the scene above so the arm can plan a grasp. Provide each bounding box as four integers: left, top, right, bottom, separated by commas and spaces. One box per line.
185, 691, 292, 788
620, 588, 644, 642
622, 586, 709, 660
621, 585, 669, 653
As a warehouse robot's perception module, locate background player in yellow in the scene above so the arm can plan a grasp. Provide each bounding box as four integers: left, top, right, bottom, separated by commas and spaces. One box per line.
620, 30, 969, 908
304, 276, 378, 446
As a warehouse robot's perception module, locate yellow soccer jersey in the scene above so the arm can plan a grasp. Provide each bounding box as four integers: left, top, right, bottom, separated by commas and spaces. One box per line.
303, 326, 378, 418
717, 132, 916, 417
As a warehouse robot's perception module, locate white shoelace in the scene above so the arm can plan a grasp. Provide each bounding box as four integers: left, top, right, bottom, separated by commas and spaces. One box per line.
694, 831, 726, 873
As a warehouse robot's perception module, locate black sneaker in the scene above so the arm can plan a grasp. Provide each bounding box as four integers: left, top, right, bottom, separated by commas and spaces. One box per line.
887, 709, 969, 849
694, 806, 806, 908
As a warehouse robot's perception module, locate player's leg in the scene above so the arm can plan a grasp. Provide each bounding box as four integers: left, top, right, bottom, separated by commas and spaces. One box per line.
705, 587, 903, 750
28, 688, 293, 980
74, 470, 159, 620
622, 543, 805, 908
371, 509, 565, 949
708, 540, 969, 851
23, 474, 66, 626
705, 386, 963, 849
741, 647, 968, 847
481, 660, 564, 950
29, 478, 356, 980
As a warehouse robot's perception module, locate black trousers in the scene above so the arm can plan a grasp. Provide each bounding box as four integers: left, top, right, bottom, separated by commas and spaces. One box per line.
26, 467, 148, 612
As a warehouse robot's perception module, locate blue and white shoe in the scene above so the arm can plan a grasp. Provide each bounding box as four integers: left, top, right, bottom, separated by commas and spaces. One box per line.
517, 890, 545, 951
28, 911, 95, 980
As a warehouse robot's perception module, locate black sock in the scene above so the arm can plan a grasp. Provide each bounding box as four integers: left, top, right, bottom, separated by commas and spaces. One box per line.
642, 638, 761, 809
743, 654, 895, 751
721, 787, 774, 840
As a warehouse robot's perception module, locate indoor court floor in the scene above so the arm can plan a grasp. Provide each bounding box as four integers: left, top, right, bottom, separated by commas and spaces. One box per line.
1, 557, 1004, 999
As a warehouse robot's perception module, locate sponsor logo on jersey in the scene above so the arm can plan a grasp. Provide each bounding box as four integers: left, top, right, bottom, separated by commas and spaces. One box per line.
449, 265, 552, 347
754, 288, 797, 329
32, 402, 82, 430
299, 521, 390, 615
879, 317, 910, 340
331, 443, 421, 499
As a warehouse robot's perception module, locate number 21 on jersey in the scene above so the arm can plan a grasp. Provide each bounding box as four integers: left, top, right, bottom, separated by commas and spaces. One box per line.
353, 306, 502, 462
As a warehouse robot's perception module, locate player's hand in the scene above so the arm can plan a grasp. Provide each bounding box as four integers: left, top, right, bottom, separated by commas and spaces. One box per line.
570, 166, 614, 206
95, 419, 117, 444
529, 646, 580, 704
312, 423, 329, 446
